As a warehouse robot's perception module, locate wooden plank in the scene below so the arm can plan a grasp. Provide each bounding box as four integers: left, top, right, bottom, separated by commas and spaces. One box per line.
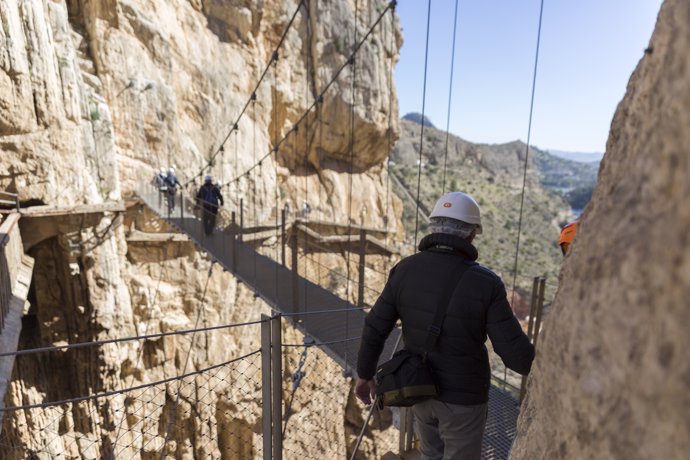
20, 201, 125, 217
126, 231, 189, 243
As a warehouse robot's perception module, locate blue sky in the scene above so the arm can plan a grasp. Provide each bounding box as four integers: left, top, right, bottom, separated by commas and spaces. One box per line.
394, 0, 663, 153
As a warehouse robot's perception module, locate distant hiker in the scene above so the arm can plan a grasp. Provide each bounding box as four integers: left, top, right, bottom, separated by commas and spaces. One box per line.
559, 220, 578, 255
164, 167, 181, 215
196, 175, 224, 235
356, 192, 535, 460
153, 167, 167, 207
302, 200, 311, 217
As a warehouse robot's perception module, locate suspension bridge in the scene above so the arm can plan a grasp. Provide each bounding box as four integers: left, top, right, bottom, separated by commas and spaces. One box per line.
0, 0, 552, 457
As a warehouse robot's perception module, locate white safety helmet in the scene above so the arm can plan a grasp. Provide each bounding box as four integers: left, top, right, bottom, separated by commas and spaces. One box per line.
168, 167, 175, 175
204, 175, 213, 183
159, 167, 166, 174
429, 192, 483, 234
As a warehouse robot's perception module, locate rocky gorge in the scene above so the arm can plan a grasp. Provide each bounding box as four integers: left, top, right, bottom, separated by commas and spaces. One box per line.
1, 0, 689, 458
1, 0, 401, 457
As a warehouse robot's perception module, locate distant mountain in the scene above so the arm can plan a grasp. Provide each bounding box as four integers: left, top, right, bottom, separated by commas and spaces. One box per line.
402, 112, 436, 129
547, 149, 604, 163
390, 119, 576, 294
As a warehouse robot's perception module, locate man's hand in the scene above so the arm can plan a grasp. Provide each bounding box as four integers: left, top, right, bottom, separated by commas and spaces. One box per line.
355, 378, 376, 405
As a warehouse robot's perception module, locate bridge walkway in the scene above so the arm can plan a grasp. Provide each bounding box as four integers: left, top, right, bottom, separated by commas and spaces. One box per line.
137, 186, 520, 459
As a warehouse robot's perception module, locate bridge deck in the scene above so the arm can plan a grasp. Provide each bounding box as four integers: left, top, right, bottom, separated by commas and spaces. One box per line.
137, 187, 519, 459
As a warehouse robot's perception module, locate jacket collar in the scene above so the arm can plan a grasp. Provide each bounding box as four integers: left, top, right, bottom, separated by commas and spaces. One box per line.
418, 233, 478, 261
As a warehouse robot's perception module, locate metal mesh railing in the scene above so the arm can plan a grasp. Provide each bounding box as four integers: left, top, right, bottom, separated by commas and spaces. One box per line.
280, 335, 398, 459
0, 351, 263, 459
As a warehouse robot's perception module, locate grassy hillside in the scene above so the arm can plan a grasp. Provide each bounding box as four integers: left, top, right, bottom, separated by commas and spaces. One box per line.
390, 119, 586, 298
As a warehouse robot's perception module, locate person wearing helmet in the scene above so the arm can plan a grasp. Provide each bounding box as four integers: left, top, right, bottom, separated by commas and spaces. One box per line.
196, 175, 224, 235
356, 192, 534, 460
559, 220, 578, 255
152, 167, 168, 207
163, 167, 181, 215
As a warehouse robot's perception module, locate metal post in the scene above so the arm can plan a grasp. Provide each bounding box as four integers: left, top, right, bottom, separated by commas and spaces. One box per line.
231, 211, 237, 273
271, 315, 283, 460
291, 232, 299, 317
357, 229, 367, 308
404, 407, 414, 452
239, 198, 244, 243
520, 277, 541, 402
180, 191, 184, 221
532, 277, 546, 349
281, 209, 286, 267
261, 315, 273, 460
399, 407, 407, 455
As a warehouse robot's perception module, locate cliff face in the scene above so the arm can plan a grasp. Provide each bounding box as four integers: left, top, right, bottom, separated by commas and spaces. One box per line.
1, 0, 402, 230
511, 0, 690, 458
0, 0, 401, 458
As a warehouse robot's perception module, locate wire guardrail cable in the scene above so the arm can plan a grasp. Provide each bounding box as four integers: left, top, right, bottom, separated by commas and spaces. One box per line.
0, 350, 260, 412
0, 318, 266, 358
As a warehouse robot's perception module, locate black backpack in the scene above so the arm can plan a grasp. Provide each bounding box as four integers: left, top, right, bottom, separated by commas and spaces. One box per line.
201, 185, 218, 207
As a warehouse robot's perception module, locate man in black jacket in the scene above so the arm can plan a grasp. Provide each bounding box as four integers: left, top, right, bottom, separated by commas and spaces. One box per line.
356, 191, 534, 460
196, 175, 224, 235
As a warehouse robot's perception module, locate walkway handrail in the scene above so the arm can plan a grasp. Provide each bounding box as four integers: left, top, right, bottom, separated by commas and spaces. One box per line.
0, 213, 23, 333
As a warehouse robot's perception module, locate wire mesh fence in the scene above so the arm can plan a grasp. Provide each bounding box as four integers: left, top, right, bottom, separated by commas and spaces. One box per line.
0, 348, 263, 459
280, 335, 398, 460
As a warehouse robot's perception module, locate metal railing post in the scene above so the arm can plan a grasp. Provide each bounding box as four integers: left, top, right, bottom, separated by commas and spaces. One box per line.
357, 229, 366, 308
271, 315, 283, 460
291, 232, 299, 317
399, 407, 407, 455
180, 191, 184, 221
261, 315, 273, 460
532, 277, 546, 349
520, 276, 541, 402
281, 209, 286, 267
231, 211, 237, 273
239, 198, 244, 243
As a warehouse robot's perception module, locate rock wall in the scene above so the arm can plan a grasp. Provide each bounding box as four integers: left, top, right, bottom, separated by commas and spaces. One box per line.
1, 0, 402, 232
0, 0, 402, 458
511, 0, 690, 458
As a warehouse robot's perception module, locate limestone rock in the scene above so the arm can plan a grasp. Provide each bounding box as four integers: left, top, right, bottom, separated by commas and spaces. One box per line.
511, 0, 690, 458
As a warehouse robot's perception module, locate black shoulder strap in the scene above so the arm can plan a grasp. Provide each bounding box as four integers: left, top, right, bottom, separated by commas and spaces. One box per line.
422, 261, 473, 354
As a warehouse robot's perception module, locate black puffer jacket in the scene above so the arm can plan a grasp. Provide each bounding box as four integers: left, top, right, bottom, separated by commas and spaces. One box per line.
357, 233, 535, 405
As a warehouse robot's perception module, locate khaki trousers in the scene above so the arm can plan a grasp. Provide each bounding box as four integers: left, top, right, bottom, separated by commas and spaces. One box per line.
412, 399, 488, 460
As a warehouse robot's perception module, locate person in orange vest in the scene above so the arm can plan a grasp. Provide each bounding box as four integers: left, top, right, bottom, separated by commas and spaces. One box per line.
560, 220, 578, 255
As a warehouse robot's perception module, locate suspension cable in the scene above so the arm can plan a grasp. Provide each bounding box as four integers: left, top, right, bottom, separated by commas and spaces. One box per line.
510, 0, 546, 307
343, 0, 360, 378
412, 0, 432, 251
218, 1, 394, 189
442, 0, 460, 194
384, 0, 396, 266
184, 0, 306, 186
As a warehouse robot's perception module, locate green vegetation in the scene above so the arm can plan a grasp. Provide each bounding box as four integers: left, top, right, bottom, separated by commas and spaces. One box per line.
390, 118, 597, 299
